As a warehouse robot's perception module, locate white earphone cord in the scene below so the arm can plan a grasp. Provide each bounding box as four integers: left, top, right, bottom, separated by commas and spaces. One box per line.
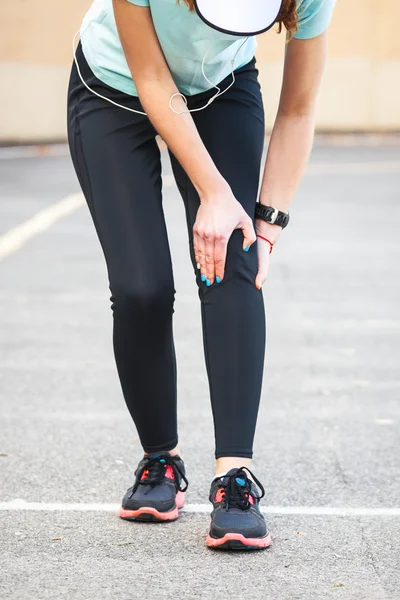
72, 30, 249, 116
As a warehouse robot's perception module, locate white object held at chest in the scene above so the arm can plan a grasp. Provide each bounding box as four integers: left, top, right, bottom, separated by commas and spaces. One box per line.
194, 0, 283, 37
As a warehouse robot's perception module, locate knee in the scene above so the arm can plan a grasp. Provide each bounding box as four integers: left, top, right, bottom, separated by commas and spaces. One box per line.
110, 281, 175, 316
223, 230, 258, 285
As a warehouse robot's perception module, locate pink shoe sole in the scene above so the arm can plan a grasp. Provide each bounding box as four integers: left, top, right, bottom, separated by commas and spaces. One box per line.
206, 531, 272, 550
119, 491, 185, 522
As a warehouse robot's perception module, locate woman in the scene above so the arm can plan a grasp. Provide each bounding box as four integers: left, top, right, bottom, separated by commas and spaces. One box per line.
68, 0, 335, 550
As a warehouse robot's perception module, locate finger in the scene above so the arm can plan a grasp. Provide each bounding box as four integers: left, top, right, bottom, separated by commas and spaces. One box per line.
193, 228, 207, 283
204, 234, 215, 285
255, 239, 271, 290
194, 249, 201, 271
193, 234, 201, 270
240, 215, 257, 251
214, 235, 228, 283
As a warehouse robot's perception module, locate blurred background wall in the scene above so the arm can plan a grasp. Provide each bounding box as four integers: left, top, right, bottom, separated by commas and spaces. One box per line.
0, 0, 399, 143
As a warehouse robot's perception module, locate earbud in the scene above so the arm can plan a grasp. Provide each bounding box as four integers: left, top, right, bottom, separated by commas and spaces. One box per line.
73, 29, 249, 117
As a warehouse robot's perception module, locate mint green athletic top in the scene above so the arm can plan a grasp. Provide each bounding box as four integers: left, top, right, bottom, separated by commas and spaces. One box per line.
80, 0, 335, 97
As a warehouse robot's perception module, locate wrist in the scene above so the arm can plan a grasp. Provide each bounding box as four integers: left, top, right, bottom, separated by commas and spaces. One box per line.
255, 219, 282, 244
197, 178, 231, 204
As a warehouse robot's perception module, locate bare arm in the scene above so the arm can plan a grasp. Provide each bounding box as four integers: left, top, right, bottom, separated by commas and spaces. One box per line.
255, 33, 327, 288
113, 0, 222, 199
113, 0, 256, 284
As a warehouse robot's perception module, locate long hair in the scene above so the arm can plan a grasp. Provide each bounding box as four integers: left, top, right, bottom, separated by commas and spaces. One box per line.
178, 0, 298, 39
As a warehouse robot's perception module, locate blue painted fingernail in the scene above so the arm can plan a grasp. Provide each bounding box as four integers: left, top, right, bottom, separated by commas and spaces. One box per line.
216, 276, 221, 284
201, 274, 206, 282
244, 246, 250, 252
206, 279, 211, 287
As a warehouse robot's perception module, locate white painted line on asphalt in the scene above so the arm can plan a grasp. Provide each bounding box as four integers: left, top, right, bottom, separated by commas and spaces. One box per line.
0, 193, 84, 262
0, 501, 118, 512
263, 506, 400, 516
0, 181, 176, 262
1, 500, 399, 516
0, 158, 398, 263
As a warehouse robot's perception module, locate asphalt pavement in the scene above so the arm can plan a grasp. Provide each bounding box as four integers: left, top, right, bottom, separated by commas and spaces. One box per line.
0, 139, 399, 599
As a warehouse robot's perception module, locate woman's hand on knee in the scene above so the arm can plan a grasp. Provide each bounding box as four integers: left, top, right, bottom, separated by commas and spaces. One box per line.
193, 185, 256, 285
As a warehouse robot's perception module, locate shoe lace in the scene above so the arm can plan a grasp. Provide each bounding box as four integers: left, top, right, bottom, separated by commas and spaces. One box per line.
215, 467, 265, 512
131, 455, 188, 496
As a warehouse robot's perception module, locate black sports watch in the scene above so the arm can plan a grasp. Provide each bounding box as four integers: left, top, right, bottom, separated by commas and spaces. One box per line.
255, 203, 290, 229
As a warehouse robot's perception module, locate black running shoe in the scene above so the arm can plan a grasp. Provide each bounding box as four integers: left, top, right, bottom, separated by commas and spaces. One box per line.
206, 467, 271, 550
119, 453, 188, 522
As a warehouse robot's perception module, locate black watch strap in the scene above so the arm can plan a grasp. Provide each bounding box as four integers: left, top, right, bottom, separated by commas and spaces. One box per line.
255, 203, 290, 229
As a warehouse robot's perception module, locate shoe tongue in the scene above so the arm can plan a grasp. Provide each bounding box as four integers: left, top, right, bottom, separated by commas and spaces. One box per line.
225, 468, 243, 478
235, 477, 246, 487
148, 452, 169, 459
216, 469, 253, 510
217, 469, 248, 490
139, 455, 168, 484
148, 452, 181, 464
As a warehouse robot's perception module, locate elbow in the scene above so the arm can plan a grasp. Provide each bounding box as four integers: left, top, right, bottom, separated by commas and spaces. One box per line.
277, 104, 317, 120
277, 95, 318, 120
277, 93, 318, 120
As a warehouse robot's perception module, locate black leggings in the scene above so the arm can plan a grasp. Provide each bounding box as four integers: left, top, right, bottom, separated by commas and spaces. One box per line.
67, 44, 266, 459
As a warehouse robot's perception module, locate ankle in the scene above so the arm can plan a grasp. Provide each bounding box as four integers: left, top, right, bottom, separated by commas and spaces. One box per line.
168, 446, 181, 458
215, 457, 251, 476
144, 446, 181, 458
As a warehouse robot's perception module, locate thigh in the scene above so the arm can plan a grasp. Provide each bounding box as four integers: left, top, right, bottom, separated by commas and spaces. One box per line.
68, 47, 174, 293
170, 58, 265, 269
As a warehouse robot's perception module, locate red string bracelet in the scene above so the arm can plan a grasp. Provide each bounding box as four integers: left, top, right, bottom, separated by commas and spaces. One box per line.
256, 234, 274, 254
